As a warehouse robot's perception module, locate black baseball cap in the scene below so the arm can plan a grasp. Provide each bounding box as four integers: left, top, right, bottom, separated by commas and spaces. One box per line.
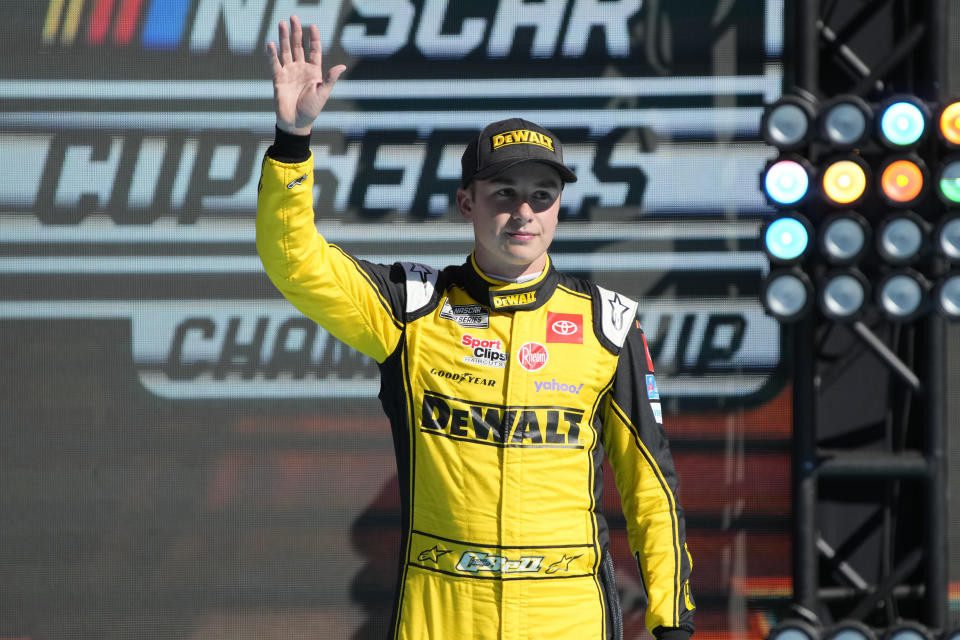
460, 118, 577, 187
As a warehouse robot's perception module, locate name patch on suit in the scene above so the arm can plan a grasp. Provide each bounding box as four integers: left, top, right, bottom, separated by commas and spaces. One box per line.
409, 531, 595, 581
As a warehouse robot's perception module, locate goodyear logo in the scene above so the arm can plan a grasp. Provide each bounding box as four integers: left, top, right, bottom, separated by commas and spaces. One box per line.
420, 391, 584, 448
491, 130, 555, 151
430, 367, 497, 388
492, 291, 536, 309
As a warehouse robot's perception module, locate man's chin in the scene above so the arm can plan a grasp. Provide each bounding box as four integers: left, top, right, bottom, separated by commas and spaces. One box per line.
502, 239, 542, 253
502, 250, 546, 268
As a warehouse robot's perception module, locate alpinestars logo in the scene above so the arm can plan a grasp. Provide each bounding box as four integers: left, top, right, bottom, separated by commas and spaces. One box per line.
286, 173, 308, 189
418, 545, 452, 563
607, 293, 631, 330
545, 553, 582, 574
409, 263, 434, 283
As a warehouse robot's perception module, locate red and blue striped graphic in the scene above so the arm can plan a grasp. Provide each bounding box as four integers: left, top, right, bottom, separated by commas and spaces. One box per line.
43, 0, 191, 49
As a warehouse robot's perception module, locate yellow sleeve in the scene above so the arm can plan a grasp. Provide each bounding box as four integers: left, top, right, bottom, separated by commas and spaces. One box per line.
255, 153, 403, 363
601, 327, 694, 636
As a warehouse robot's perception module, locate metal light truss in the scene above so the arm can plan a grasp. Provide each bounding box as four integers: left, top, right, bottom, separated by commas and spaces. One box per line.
782, 0, 950, 633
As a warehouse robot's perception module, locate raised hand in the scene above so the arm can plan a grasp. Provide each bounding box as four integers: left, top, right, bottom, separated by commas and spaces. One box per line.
266, 15, 346, 135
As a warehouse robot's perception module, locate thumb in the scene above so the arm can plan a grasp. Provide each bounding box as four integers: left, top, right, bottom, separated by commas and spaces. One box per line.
324, 64, 347, 88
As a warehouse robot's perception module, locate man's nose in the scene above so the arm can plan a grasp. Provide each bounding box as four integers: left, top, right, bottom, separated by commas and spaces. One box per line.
512, 201, 535, 222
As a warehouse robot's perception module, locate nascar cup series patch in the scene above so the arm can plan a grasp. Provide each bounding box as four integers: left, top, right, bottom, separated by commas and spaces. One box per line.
440, 299, 489, 328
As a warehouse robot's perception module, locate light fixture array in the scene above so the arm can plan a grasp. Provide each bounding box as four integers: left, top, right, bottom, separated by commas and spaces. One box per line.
760, 94, 960, 322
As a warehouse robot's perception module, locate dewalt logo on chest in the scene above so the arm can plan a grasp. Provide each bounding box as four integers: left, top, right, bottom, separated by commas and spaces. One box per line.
420, 391, 583, 448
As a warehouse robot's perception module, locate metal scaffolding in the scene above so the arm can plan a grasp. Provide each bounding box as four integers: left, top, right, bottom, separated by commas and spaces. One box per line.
783, 0, 949, 632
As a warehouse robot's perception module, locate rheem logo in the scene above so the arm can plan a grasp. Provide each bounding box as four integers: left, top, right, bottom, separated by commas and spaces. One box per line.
517, 342, 548, 372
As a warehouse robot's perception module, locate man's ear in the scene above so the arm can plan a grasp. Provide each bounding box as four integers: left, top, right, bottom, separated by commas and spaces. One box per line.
456, 187, 473, 221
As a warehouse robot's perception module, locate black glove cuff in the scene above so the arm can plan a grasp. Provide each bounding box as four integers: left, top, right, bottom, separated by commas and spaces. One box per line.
655, 628, 692, 640
267, 126, 311, 163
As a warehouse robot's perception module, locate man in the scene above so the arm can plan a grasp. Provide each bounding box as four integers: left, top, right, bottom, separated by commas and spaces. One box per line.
257, 15, 694, 640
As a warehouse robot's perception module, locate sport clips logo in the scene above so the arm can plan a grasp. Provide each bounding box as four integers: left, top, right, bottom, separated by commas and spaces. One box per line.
460, 334, 508, 369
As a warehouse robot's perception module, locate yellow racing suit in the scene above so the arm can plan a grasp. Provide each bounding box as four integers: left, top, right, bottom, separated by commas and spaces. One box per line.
256, 139, 694, 640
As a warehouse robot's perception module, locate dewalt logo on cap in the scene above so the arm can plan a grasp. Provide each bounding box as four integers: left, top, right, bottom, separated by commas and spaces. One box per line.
462, 118, 577, 187
490, 130, 555, 152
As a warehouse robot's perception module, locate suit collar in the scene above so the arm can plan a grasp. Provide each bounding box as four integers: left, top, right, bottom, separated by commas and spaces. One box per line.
459, 253, 559, 311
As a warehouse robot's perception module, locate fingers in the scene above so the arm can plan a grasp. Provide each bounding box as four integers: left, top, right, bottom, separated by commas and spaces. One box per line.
270, 16, 335, 75
290, 15, 304, 62
277, 19, 291, 65
307, 23, 322, 67
266, 41, 281, 75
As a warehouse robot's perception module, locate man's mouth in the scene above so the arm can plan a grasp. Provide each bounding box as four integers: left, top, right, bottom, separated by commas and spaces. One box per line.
507, 230, 537, 240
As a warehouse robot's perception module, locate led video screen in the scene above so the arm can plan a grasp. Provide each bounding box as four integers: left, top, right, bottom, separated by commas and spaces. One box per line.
1, 1, 790, 638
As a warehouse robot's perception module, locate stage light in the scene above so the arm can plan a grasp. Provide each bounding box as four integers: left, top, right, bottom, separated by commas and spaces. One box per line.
820, 96, 871, 148
877, 212, 927, 264
820, 270, 869, 321
764, 215, 812, 264
935, 214, 960, 260
824, 621, 877, 640
879, 157, 927, 206
936, 158, 960, 205
762, 96, 816, 150
822, 156, 869, 206
764, 158, 812, 206
934, 272, 960, 319
884, 623, 933, 640
877, 269, 929, 322
939, 101, 960, 147
820, 212, 870, 264
762, 269, 814, 322
878, 97, 928, 148
767, 619, 821, 640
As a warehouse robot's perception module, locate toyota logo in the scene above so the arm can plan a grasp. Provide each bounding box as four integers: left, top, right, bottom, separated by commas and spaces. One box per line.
551, 320, 579, 336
